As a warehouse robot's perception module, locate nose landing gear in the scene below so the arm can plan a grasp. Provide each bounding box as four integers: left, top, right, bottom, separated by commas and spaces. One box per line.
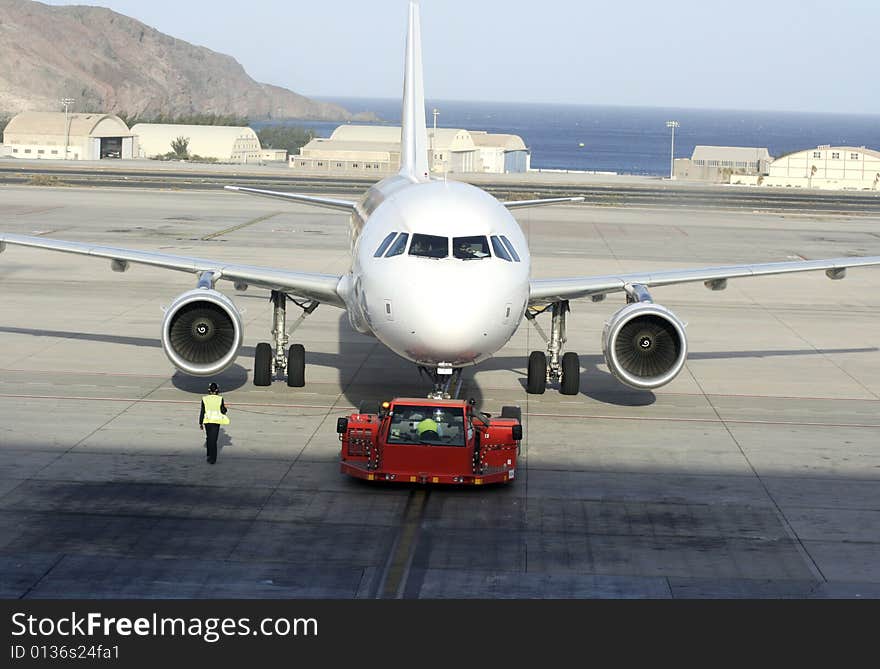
524, 300, 580, 395
420, 366, 463, 400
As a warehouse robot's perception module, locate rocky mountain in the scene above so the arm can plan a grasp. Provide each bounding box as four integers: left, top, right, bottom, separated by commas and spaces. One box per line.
0, 0, 373, 121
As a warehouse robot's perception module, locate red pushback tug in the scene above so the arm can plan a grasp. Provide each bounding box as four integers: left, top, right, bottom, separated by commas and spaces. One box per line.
337, 398, 523, 485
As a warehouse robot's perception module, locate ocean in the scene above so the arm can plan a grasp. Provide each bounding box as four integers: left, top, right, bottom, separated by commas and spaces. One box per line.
252, 97, 880, 177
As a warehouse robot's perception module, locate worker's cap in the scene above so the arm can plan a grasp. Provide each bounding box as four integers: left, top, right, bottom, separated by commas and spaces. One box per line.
208, 382, 220, 393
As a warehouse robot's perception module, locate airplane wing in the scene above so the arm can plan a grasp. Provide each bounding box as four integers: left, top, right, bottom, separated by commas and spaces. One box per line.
502, 196, 585, 210
0, 233, 346, 308
529, 256, 880, 304
224, 186, 357, 212
226, 187, 585, 212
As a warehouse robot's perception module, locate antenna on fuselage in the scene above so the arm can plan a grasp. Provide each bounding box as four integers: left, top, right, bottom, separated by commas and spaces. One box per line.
399, 1, 430, 183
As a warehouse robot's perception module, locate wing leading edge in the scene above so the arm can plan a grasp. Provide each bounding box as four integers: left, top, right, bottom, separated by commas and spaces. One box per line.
502, 196, 585, 210
224, 186, 357, 213
529, 256, 880, 304
0, 233, 345, 308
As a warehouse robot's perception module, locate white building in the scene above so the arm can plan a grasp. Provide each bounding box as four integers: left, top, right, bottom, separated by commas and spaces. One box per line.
291, 125, 400, 174
2, 111, 133, 160
290, 124, 530, 175
471, 132, 531, 174
760, 146, 880, 190
674, 146, 772, 182
260, 149, 288, 162
131, 124, 262, 163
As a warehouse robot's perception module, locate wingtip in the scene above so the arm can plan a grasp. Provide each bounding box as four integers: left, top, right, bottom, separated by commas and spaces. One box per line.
224, 186, 240, 192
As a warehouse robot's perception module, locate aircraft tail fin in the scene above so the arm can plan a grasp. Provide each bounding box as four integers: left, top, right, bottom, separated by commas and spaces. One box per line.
399, 1, 430, 182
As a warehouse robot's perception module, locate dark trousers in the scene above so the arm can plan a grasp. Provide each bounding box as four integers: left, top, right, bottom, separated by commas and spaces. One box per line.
204, 423, 220, 462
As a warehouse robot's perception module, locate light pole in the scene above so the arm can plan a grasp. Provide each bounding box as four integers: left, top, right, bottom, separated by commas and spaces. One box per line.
432, 108, 439, 170
61, 97, 75, 160
666, 120, 679, 179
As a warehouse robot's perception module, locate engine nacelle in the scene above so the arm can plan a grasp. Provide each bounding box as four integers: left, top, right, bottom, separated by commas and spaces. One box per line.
602, 302, 687, 390
161, 289, 243, 376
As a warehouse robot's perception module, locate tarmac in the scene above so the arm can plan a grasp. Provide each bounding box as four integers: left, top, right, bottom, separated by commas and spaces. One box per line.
1, 182, 879, 598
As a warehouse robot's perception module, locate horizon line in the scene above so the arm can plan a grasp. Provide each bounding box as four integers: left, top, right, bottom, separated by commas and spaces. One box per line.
308, 95, 880, 119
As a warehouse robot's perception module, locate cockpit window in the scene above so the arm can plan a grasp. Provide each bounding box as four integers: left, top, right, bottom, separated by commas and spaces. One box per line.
385, 232, 409, 257
453, 236, 491, 260
374, 232, 397, 258
490, 235, 513, 261
409, 234, 448, 259
500, 235, 521, 262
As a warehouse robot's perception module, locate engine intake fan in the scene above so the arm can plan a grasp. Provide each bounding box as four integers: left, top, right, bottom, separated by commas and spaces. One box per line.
603, 303, 687, 390
161, 289, 243, 376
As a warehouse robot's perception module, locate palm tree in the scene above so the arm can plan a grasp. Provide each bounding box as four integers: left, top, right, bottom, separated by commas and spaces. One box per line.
170, 136, 190, 159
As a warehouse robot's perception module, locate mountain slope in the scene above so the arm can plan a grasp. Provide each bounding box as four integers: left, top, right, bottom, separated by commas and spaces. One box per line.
0, 0, 367, 120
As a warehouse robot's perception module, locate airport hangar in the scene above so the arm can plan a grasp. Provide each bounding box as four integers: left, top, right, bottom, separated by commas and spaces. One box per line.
0, 112, 271, 163
1, 111, 134, 160
130, 123, 263, 163
759, 146, 880, 190
289, 124, 531, 176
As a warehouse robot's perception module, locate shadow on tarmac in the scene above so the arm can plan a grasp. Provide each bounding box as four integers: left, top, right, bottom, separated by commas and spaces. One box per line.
1, 323, 875, 407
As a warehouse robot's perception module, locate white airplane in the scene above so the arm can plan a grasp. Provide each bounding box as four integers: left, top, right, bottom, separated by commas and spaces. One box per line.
2, 0, 880, 399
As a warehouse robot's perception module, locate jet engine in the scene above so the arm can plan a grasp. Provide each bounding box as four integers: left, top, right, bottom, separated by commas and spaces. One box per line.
602, 303, 687, 390
161, 289, 243, 376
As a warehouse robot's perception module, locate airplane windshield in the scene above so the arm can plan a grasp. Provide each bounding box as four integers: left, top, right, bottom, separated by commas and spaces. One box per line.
409, 234, 448, 259
500, 235, 521, 262
491, 235, 513, 261
453, 236, 491, 260
374, 232, 398, 257
386, 405, 466, 447
385, 232, 409, 257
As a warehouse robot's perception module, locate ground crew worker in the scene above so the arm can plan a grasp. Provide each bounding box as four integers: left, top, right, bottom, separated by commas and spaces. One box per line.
199, 382, 229, 464
416, 416, 439, 439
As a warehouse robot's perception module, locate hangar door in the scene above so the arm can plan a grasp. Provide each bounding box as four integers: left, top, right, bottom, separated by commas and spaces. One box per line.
100, 137, 122, 159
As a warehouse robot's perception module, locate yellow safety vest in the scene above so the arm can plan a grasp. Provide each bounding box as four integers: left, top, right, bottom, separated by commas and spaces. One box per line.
202, 395, 229, 425
417, 418, 438, 435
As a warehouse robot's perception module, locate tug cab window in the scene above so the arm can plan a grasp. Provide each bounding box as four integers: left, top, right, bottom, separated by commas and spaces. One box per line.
500, 235, 521, 262
453, 236, 491, 260
385, 232, 409, 257
386, 405, 466, 447
490, 235, 513, 261
409, 234, 448, 259
374, 232, 398, 257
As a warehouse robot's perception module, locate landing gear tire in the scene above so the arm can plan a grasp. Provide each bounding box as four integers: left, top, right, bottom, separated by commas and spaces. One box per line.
286, 343, 305, 387
254, 342, 273, 386
501, 405, 522, 422
560, 351, 580, 396
527, 351, 547, 395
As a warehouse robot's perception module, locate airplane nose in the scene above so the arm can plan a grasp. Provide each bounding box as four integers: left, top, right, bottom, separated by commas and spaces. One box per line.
365, 261, 524, 366
399, 290, 506, 364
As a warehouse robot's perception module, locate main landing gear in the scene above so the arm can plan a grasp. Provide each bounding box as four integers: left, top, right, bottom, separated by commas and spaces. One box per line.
253, 290, 319, 387
524, 300, 580, 395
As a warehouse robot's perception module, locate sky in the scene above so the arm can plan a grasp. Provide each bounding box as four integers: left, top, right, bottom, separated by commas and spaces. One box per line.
41, 0, 880, 115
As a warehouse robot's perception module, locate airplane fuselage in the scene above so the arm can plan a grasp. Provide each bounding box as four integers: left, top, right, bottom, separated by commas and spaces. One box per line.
337, 175, 531, 368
